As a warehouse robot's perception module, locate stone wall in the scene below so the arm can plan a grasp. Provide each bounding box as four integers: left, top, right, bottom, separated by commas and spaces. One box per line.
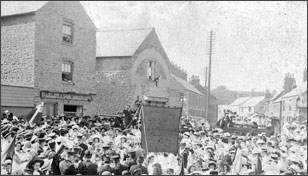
34, 1, 97, 115
95, 57, 133, 114
1, 14, 36, 87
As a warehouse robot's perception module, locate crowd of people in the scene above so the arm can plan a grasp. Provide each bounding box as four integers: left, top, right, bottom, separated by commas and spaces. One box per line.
1, 107, 307, 175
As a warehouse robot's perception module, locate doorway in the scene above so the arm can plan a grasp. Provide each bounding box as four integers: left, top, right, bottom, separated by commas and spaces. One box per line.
43, 102, 58, 117
64, 105, 83, 117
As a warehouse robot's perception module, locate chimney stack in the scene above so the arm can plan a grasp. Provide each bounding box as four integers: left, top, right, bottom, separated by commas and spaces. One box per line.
283, 72, 296, 93
250, 89, 255, 97
189, 75, 200, 85
265, 89, 271, 99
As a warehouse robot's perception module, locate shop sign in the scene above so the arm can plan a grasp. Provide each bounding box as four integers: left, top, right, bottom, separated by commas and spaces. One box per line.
40, 91, 92, 101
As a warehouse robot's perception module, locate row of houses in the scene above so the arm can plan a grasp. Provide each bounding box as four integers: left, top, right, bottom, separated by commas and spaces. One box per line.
267, 72, 307, 127
1, 1, 218, 125
218, 69, 307, 133
218, 91, 271, 119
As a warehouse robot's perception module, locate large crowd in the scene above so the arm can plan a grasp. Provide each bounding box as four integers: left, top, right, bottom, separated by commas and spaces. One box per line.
1, 106, 307, 175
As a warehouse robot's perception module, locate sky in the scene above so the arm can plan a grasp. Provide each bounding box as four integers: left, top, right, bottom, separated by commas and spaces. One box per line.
81, 1, 307, 92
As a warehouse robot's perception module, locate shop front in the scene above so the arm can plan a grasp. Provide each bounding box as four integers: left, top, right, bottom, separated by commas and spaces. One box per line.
40, 91, 94, 117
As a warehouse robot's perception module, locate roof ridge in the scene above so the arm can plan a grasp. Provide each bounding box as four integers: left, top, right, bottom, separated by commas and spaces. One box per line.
97, 27, 154, 32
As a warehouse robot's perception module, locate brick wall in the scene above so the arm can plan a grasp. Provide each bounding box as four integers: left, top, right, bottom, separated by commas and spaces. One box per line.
1, 14, 36, 87
34, 1, 97, 115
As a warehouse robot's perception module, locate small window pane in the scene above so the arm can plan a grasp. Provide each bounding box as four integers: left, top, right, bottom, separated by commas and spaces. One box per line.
67, 64, 71, 72
62, 64, 65, 72
63, 24, 71, 35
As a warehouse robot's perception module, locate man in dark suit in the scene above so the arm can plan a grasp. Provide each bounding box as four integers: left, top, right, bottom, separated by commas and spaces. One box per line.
123, 105, 135, 128
78, 150, 98, 175
111, 154, 128, 175
97, 155, 115, 175
124, 150, 137, 170
129, 156, 148, 175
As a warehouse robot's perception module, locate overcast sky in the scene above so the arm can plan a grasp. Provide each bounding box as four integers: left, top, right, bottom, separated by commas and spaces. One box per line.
81, 1, 307, 92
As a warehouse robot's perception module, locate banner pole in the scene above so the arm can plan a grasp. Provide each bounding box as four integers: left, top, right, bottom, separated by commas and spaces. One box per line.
141, 106, 149, 154
124, 104, 142, 130
10, 136, 16, 175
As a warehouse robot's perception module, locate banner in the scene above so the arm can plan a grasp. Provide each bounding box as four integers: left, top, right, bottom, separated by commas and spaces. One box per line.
141, 105, 182, 153
24, 102, 44, 128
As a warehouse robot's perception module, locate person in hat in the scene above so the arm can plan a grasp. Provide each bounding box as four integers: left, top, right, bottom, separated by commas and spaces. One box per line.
124, 150, 137, 170
129, 156, 148, 175
97, 155, 115, 175
59, 149, 77, 175
78, 150, 98, 175
26, 158, 45, 175
111, 154, 128, 175
204, 160, 218, 175
1, 158, 13, 175
75, 134, 88, 158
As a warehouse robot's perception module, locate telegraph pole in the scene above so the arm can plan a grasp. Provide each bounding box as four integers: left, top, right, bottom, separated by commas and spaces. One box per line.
205, 67, 208, 120
206, 31, 214, 121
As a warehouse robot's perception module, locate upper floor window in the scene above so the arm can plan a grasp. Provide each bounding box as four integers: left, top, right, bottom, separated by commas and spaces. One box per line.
63, 22, 73, 44
148, 61, 155, 80
62, 62, 73, 82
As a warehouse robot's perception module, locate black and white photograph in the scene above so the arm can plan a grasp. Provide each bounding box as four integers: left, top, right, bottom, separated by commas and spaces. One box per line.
1, 1, 307, 175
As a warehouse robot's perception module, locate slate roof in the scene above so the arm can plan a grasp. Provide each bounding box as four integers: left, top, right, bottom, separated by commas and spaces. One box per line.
274, 97, 282, 103
270, 89, 285, 101
229, 97, 250, 106
96, 28, 153, 57
282, 81, 307, 98
1, 1, 48, 17
171, 74, 204, 96
241, 96, 265, 107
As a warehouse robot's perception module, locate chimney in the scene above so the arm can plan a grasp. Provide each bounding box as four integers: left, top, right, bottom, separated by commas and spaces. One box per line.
304, 68, 307, 82
283, 72, 296, 93
250, 89, 255, 97
265, 89, 271, 99
189, 75, 200, 85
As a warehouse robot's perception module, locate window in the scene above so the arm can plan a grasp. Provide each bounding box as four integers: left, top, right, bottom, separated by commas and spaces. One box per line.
148, 61, 155, 80
63, 22, 73, 44
289, 105, 292, 111
179, 93, 184, 101
62, 62, 73, 82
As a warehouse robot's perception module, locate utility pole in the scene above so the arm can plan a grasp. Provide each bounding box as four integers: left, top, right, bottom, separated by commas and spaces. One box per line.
205, 67, 208, 120
206, 31, 214, 121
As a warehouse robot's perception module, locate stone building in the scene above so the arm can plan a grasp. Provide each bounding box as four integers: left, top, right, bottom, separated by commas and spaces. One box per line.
95, 28, 205, 116
1, 1, 96, 117
281, 81, 307, 125
189, 75, 219, 127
